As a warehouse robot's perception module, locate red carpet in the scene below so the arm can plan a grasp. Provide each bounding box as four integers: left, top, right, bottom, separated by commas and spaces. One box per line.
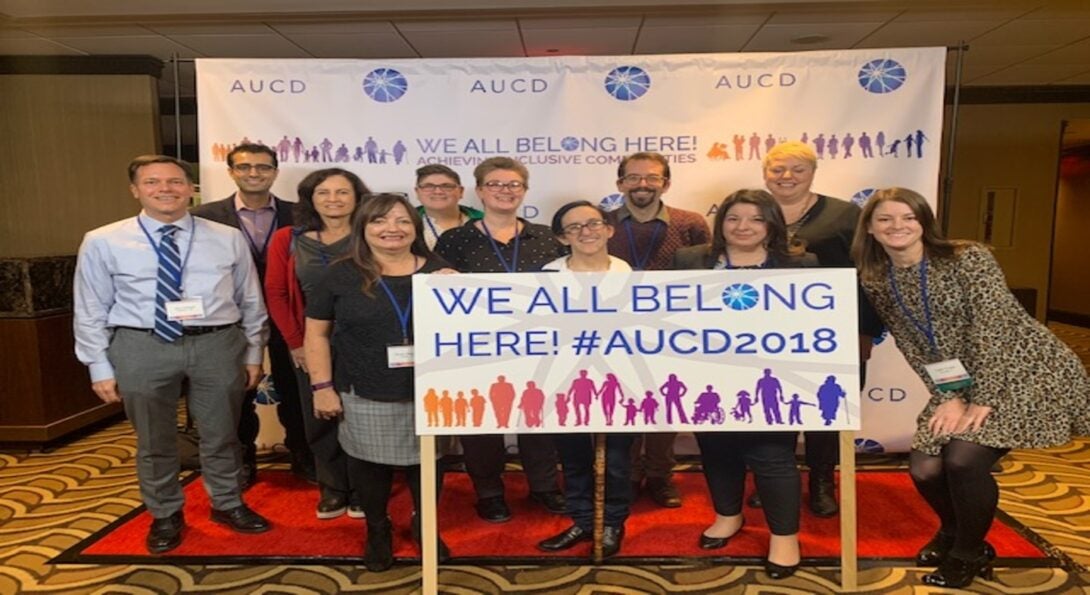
68, 470, 1045, 562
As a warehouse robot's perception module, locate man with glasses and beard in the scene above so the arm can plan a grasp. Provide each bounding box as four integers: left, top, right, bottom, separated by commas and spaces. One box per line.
605, 151, 710, 509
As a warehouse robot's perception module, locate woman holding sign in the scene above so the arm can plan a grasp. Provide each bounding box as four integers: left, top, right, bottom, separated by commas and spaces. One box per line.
305, 193, 453, 571
673, 189, 816, 579
435, 157, 566, 524
537, 200, 634, 558
852, 187, 1089, 589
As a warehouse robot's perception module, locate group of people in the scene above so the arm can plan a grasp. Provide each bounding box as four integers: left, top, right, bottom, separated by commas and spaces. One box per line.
74, 141, 1089, 589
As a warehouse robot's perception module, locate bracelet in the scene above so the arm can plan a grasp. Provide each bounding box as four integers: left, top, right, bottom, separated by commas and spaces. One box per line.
310, 380, 334, 391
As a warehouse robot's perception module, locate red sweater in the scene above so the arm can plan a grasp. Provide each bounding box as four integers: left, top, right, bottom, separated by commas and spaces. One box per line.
264, 227, 307, 349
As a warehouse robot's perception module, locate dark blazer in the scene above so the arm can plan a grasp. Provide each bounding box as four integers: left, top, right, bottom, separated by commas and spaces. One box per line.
191, 194, 294, 276
672, 244, 819, 270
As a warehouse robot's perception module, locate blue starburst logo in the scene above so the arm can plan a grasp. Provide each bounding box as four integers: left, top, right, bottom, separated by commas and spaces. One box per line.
721, 283, 759, 311
363, 68, 408, 103
560, 136, 580, 151
858, 59, 906, 94
254, 376, 280, 405
852, 188, 877, 207
604, 66, 651, 101
854, 437, 885, 454
599, 193, 625, 212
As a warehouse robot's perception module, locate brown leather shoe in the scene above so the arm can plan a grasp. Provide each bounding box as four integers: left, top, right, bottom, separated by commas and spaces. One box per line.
646, 477, 682, 508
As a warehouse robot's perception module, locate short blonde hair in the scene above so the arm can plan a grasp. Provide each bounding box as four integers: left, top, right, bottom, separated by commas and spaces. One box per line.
762, 141, 817, 171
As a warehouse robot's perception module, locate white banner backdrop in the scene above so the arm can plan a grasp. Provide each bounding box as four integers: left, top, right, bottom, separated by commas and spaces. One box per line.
196, 48, 945, 452
414, 270, 860, 436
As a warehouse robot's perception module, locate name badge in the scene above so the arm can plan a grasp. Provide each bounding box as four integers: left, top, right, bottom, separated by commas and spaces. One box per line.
387, 344, 414, 368
165, 297, 206, 321
924, 358, 973, 392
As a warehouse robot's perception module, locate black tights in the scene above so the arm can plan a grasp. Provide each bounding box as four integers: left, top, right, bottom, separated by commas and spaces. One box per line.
909, 440, 1008, 560
347, 457, 443, 525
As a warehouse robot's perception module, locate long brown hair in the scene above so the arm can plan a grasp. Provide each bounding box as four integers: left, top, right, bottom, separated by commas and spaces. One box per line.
851, 187, 971, 283
346, 193, 431, 296
710, 189, 804, 261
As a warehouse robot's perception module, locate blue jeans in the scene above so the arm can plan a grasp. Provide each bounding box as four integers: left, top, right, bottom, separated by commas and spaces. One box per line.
554, 434, 635, 530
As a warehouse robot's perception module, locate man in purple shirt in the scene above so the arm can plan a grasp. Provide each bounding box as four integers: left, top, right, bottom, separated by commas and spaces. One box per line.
191, 143, 311, 489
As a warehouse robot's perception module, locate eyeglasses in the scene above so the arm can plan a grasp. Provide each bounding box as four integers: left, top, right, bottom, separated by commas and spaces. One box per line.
562, 219, 608, 236
482, 180, 526, 192
417, 183, 460, 192
232, 163, 276, 174
620, 174, 667, 186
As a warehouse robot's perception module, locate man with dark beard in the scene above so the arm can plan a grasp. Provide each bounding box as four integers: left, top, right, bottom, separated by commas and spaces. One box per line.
605, 151, 709, 508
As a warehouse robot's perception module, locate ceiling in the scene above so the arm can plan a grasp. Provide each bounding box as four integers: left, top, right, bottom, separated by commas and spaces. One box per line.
2, 0, 1089, 99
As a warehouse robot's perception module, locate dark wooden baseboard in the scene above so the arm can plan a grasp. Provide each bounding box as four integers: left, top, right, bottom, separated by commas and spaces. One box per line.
1048, 310, 1090, 329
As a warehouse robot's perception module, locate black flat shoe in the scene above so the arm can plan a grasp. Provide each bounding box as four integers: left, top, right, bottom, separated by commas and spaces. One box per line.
765, 559, 800, 580
921, 549, 994, 588
699, 519, 744, 550
538, 525, 590, 551
146, 510, 185, 554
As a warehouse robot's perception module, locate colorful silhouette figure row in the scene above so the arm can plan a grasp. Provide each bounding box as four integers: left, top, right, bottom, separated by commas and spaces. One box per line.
706, 130, 930, 161
422, 372, 847, 429
211, 136, 408, 165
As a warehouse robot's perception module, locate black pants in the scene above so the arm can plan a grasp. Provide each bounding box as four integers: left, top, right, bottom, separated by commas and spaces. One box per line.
295, 367, 352, 499
697, 431, 800, 535
555, 434, 634, 530
347, 456, 443, 524
460, 434, 559, 499
237, 330, 309, 461
909, 440, 1008, 559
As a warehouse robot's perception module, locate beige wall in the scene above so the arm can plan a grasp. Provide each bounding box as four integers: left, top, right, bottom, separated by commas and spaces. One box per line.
0, 73, 160, 258
1051, 163, 1090, 317
944, 102, 1090, 320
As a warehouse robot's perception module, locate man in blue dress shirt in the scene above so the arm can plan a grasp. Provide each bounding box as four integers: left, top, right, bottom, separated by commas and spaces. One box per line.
74, 155, 271, 553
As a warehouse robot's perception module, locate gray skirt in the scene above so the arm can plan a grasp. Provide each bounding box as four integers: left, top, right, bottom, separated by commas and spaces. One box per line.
338, 389, 420, 466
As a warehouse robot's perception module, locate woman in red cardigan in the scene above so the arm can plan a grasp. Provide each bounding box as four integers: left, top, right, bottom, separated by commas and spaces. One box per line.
265, 168, 369, 519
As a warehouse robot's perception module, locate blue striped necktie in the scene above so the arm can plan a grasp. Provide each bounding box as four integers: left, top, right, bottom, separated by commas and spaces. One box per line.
154, 224, 185, 342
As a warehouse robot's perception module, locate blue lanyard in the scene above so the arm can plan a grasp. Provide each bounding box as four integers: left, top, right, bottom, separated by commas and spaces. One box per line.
888, 257, 938, 355
378, 273, 414, 343
623, 219, 664, 271
480, 220, 521, 273
236, 210, 274, 258
137, 215, 196, 288
423, 213, 441, 244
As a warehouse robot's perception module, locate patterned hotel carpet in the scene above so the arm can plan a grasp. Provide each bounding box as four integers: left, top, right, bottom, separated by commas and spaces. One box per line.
2, 323, 1090, 594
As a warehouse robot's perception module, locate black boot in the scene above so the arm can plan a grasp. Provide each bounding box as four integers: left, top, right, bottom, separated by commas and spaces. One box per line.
917, 534, 995, 568
412, 513, 451, 562
364, 517, 394, 572
921, 549, 995, 588
808, 467, 838, 517
915, 531, 954, 566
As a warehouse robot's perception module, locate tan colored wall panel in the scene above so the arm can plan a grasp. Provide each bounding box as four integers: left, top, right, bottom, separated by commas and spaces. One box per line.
0, 73, 160, 258
945, 102, 1090, 319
